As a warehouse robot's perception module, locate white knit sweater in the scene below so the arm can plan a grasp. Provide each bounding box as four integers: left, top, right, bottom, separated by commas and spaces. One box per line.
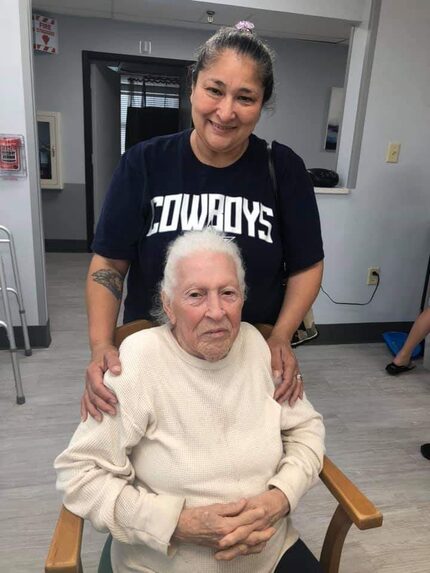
55, 323, 325, 573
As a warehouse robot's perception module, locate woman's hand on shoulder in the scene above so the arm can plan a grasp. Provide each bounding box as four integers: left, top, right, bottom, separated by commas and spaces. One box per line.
266, 334, 304, 406
81, 344, 121, 422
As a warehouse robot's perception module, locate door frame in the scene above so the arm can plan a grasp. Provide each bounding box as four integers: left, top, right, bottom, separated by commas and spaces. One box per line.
82, 50, 194, 249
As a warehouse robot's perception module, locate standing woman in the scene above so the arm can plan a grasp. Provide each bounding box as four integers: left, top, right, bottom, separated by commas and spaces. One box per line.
82, 22, 324, 420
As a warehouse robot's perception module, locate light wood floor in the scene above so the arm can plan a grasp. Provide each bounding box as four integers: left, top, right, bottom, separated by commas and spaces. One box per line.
1, 253, 429, 572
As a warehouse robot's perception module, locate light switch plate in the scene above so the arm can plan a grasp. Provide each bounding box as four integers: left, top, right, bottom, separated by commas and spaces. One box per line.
386, 142, 401, 163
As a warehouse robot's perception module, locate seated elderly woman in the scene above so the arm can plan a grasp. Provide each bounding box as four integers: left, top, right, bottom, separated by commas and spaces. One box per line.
55, 228, 325, 573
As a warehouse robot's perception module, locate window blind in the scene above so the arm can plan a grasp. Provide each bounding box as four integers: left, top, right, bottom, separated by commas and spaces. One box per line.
120, 75, 180, 153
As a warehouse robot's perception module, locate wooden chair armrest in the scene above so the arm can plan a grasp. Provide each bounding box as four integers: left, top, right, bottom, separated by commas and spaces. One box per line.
319, 456, 383, 573
320, 456, 383, 530
45, 505, 84, 573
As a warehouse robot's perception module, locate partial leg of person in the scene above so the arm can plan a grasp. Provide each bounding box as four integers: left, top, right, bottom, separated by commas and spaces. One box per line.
275, 538, 323, 572
394, 307, 430, 365
386, 307, 430, 375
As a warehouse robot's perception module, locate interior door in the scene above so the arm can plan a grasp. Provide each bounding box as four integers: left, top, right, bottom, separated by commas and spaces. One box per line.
91, 63, 120, 229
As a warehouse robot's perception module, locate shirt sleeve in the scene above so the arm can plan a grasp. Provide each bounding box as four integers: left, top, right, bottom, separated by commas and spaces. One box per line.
267, 393, 325, 512
91, 144, 150, 261
272, 142, 324, 274
54, 339, 185, 555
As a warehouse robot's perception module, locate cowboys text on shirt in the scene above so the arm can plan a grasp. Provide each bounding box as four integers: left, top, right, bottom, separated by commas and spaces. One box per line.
146, 193, 274, 243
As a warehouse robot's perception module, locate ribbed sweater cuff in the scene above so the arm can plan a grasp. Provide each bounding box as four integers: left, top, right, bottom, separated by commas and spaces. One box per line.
118, 492, 186, 556
268, 470, 312, 513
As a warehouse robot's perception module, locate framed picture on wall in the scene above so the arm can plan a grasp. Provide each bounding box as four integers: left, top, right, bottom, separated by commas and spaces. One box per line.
324, 87, 344, 151
36, 111, 63, 189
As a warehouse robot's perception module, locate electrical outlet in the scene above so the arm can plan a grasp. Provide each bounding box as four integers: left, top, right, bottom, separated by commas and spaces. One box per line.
139, 40, 151, 54
367, 267, 380, 285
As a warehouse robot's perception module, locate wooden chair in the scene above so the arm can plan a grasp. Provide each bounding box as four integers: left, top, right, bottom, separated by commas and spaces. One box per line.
45, 320, 383, 573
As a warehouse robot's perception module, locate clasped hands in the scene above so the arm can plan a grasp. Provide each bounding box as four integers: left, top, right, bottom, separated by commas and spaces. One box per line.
173, 489, 290, 561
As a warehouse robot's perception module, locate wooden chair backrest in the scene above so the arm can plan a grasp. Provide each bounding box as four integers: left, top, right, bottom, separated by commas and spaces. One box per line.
114, 319, 155, 347
114, 319, 274, 349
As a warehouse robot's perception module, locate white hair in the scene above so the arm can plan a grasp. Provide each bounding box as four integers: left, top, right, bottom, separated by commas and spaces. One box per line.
151, 229, 246, 322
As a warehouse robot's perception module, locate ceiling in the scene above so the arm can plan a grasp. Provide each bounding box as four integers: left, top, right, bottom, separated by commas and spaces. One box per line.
31, 0, 352, 44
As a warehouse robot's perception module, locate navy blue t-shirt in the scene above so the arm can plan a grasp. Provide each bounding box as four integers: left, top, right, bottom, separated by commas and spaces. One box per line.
92, 130, 323, 325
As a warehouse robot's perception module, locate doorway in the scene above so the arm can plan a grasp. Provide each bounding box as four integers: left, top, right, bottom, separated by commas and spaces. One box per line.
82, 51, 193, 249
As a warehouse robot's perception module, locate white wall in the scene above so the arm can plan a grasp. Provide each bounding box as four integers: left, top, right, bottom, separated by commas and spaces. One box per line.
196, 0, 366, 22
0, 0, 48, 327
314, 0, 430, 323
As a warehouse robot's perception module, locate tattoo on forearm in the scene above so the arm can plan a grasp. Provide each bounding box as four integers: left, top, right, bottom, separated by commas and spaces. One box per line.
92, 269, 124, 301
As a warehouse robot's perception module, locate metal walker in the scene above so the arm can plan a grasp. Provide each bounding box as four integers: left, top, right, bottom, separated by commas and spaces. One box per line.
0, 225, 31, 404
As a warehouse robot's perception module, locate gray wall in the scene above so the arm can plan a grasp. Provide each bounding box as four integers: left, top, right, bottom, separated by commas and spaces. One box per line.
256, 38, 348, 169
33, 14, 348, 241
41, 183, 86, 240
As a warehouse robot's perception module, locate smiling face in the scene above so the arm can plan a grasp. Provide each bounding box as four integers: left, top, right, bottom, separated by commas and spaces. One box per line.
190, 49, 264, 166
162, 251, 244, 362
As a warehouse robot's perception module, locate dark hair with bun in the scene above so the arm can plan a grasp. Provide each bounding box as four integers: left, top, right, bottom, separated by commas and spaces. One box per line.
191, 24, 275, 105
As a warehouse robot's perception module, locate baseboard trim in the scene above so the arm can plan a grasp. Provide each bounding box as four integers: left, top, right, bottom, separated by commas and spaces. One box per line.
311, 321, 414, 345
45, 239, 88, 253
0, 321, 51, 349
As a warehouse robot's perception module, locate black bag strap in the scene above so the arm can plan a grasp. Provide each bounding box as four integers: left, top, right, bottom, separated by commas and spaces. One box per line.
268, 143, 318, 342
267, 142, 278, 199
268, 142, 288, 280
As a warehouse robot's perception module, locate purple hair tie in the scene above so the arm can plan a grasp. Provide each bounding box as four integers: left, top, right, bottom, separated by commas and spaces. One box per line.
235, 20, 255, 33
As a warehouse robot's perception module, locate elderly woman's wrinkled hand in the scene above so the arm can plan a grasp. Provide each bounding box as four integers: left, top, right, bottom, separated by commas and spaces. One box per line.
173, 499, 267, 549
243, 489, 290, 525
214, 488, 289, 560
214, 527, 277, 561
266, 334, 304, 406
80, 345, 121, 422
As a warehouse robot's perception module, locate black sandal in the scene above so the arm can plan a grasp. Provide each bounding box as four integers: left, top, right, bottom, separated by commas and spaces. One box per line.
421, 443, 430, 460
385, 362, 415, 376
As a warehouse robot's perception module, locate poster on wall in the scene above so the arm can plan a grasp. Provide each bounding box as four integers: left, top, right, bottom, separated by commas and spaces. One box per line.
324, 87, 344, 151
33, 14, 58, 54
